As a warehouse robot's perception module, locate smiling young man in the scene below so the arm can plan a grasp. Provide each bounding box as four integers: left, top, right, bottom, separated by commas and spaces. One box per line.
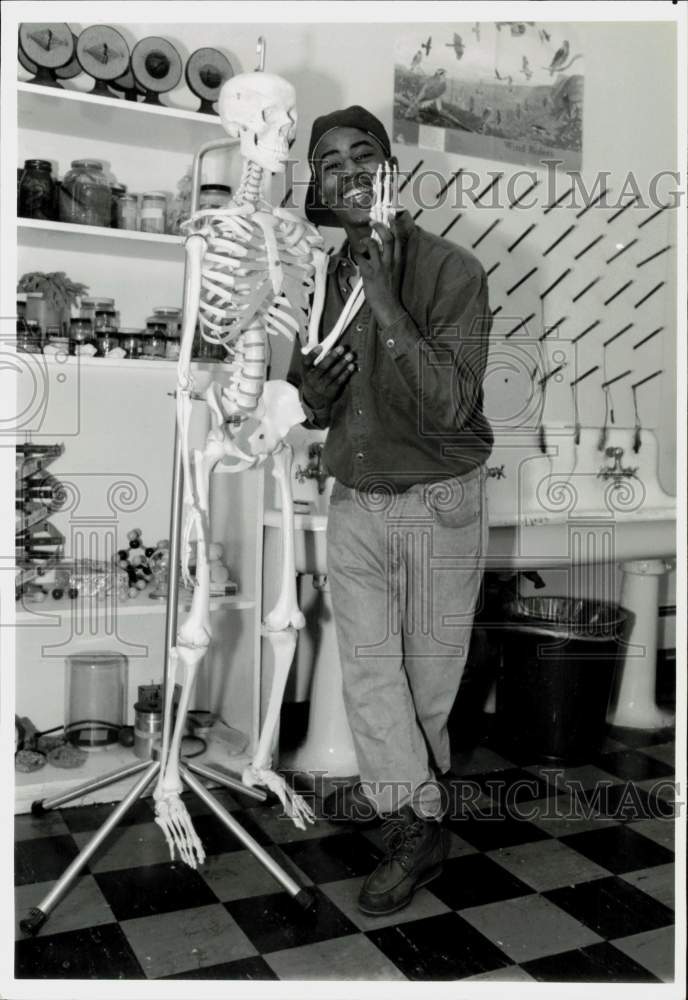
288, 106, 493, 916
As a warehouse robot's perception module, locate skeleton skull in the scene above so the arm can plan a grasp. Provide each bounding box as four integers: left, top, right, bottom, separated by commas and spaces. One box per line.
219, 73, 297, 173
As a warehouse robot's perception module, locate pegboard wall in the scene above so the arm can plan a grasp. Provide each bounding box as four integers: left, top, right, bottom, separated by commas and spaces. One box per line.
381, 146, 673, 445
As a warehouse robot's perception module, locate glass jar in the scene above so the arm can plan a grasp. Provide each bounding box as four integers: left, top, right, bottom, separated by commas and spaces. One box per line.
119, 328, 142, 359
148, 307, 181, 338
78, 297, 97, 326
193, 324, 225, 361
94, 309, 118, 333
59, 160, 112, 228
96, 329, 121, 357
69, 318, 96, 356
139, 192, 166, 234
109, 183, 127, 228
199, 183, 232, 211
116, 194, 138, 231
164, 326, 181, 360
142, 323, 166, 358
19, 159, 57, 220
17, 319, 42, 354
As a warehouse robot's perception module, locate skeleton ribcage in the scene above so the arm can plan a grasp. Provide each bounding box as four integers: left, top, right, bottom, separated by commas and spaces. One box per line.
191, 210, 317, 352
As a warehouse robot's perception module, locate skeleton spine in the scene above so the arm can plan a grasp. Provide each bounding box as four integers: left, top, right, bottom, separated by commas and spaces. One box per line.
234, 160, 264, 206
230, 321, 267, 413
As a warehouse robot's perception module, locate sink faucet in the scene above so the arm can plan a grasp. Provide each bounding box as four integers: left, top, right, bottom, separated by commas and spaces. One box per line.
295, 443, 330, 494
597, 446, 638, 486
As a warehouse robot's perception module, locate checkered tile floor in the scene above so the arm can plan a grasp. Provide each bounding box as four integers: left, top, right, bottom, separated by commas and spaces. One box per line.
15, 717, 677, 982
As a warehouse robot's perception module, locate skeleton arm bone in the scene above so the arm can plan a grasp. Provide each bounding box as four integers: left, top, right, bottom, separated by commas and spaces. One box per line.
304, 248, 329, 352
304, 279, 366, 365
303, 162, 398, 364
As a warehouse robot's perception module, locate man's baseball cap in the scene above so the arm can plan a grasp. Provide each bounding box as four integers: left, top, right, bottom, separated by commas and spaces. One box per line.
305, 105, 391, 228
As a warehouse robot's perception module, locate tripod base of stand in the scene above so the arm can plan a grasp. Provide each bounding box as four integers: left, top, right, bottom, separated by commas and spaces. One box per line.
19, 907, 48, 936
20, 753, 313, 936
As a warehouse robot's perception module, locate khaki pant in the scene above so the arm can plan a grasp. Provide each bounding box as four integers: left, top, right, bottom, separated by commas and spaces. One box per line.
326, 466, 489, 817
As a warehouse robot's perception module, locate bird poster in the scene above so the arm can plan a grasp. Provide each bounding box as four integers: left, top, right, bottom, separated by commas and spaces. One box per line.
393, 22, 584, 169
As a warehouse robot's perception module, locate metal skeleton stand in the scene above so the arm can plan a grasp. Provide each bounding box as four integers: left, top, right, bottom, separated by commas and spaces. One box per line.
20, 391, 314, 937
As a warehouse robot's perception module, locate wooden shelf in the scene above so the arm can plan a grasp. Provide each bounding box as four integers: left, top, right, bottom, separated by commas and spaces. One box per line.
18, 81, 227, 153
18, 218, 184, 261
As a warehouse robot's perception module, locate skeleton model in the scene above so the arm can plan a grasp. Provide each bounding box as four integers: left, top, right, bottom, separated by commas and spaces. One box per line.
153, 68, 398, 869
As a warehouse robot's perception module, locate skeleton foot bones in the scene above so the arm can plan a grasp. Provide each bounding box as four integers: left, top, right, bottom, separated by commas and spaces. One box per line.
153, 69, 323, 865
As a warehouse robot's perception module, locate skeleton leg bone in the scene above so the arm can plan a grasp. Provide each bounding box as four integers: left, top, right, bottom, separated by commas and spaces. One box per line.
154, 444, 219, 868
263, 444, 305, 632
243, 627, 314, 829
243, 440, 314, 828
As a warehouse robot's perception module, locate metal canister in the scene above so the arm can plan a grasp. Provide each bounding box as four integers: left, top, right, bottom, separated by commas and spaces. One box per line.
133, 701, 162, 760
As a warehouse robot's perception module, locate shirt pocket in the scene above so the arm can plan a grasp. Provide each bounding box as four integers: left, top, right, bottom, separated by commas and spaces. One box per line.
425, 469, 483, 529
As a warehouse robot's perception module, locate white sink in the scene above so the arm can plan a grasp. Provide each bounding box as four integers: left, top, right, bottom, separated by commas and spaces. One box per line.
263, 506, 675, 574
264, 509, 328, 575
264, 426, 675, 574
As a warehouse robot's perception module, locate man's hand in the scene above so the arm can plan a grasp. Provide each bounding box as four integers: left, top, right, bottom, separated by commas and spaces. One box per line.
355, 220, 405, 328
301, 344, 356, 412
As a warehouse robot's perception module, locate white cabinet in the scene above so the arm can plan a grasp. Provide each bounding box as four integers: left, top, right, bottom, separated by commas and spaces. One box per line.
15, 82, 263, 810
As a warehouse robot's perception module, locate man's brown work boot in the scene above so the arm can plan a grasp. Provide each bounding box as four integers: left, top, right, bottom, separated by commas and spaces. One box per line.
357, 804, 448, 916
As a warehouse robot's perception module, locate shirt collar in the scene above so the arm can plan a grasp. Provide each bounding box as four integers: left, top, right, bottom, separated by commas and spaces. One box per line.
327, 210, 415, 275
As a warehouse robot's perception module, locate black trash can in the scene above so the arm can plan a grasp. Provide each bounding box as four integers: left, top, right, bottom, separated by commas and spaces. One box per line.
496, 596, 630, 761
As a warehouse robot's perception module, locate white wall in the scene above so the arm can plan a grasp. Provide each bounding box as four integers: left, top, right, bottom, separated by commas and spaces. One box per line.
19, 18, 677, 493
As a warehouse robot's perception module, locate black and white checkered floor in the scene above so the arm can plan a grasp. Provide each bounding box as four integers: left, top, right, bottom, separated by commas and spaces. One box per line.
15, 704, 677, 983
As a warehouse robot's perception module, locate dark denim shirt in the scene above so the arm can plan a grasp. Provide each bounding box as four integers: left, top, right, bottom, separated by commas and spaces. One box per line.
288, 212, 494, 492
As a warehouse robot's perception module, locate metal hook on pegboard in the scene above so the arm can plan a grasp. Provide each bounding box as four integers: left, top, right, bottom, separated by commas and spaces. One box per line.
255, 36, 266, 72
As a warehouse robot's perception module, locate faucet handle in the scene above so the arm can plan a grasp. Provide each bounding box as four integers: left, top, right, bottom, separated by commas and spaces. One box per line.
605, 446, 623, 459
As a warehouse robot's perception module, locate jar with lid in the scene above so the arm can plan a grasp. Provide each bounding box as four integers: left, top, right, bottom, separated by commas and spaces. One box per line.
119, 328, 143, 359
96, 329, 121, 358
69, 318, 96, 356
94, 309, 118, 333
116, 194, 138, 231
148, 307, 181, 338
142, 323, 166, 358
109, 183, 127, 228
59, 160, 112, 228
164, 323, 181, 361
195, 328, 225, 361
139, 192, 166, 234
19, 159, 57, 220
199, 183, 232, 211
80, 297, 116, 327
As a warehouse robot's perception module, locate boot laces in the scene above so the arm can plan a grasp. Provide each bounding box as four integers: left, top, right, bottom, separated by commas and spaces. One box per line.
381, 812, 425, 866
